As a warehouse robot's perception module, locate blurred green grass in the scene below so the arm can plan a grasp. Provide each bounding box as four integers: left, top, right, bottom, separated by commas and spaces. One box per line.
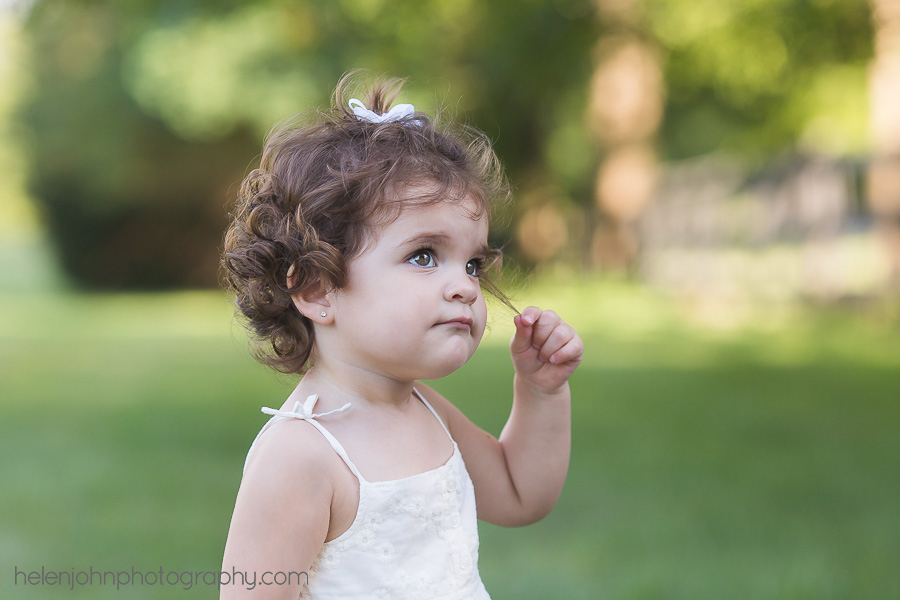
1, 279, 899, 599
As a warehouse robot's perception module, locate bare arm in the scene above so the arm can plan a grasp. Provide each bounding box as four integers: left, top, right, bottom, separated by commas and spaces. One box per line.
421, 306, 582, 527
220, 421, 334, 599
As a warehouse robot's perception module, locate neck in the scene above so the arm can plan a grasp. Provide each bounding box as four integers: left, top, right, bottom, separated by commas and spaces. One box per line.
300, 356, 416, 410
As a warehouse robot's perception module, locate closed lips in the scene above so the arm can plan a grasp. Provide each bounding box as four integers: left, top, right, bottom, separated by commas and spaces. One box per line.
438, 317, 473, 327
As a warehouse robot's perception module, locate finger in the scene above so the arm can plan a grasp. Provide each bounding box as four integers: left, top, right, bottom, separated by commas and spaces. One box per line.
509, 313, 536, 354
537, 324, 575, 362
520, 306, 542, 327
549, 335, 584, 365
510, 307, 542, 353
529, 310, 561, 350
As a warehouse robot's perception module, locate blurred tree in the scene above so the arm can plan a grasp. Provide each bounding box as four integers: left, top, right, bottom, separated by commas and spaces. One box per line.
21, 0, 873, 287
23, 0, 599, 287
647, 0, 872, 161
588, 0, 663, 270
24, 2, 257, 288
582, 0, 873, 270
0, 11, 39, 241
867, 0, 900, 285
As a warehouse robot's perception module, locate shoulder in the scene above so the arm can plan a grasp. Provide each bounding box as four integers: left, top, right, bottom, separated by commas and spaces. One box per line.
224, 418, 343, 587
242, 417, 343, 496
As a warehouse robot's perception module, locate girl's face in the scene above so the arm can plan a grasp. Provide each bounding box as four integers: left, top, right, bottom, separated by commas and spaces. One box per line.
320, 192, 489, 381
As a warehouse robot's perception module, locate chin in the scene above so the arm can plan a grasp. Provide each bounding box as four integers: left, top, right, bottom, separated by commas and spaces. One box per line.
417, 351, 474, 380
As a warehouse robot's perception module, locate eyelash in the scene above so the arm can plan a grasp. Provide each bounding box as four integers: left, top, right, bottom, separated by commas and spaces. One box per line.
407, 248, 485, 277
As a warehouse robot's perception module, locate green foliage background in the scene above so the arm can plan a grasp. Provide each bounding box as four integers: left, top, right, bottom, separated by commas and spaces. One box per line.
18, 0, 872, 287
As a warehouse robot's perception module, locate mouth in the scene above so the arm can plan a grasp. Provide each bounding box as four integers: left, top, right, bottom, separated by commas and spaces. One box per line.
436, 317, 474, 330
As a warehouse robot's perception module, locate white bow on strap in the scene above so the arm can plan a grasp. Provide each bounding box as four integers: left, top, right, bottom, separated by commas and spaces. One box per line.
348, 98, 417, 124
260, 394, 351, 420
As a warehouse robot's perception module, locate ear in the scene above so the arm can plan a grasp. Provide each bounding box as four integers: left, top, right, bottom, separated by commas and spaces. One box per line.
287, 265, 332, 324
291, 282, 332, 325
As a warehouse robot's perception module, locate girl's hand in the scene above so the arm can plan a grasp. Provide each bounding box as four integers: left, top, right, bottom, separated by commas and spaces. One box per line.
510, 307, 583, 394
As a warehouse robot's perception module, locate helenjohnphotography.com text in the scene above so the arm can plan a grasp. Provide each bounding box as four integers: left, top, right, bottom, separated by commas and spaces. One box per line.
14, 566, 308, 591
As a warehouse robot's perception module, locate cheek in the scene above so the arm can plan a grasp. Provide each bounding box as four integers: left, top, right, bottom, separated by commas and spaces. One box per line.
473, 295, 488, 339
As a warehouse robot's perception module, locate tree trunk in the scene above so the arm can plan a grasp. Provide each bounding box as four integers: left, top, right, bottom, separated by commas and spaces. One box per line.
867, 0, 900, 286
588, 1, 664, 270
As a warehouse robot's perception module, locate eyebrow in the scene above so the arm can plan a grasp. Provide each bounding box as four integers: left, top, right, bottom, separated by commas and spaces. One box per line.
401, 232, 490, 256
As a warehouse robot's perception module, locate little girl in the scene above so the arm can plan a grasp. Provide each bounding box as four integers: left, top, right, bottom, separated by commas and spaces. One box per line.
220, 74, 582, 599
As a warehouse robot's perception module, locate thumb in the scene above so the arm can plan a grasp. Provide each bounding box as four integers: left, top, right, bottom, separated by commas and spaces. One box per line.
509, 309, 538, 355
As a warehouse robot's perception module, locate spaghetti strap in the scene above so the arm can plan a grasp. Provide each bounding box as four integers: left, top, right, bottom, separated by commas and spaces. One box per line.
302, 419, 365, 482
412, 387, 453, 442
244, 388, 365, 482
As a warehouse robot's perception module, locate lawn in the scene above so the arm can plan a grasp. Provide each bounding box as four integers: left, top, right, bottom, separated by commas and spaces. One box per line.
1, 279, 898, 599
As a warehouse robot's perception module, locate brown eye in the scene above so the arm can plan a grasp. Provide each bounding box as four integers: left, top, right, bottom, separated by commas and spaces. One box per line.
466, 259, 483, 277
409, 251, 435, 267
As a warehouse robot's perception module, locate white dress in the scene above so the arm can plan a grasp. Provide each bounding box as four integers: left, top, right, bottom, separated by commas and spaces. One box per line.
244, 386, 492, 600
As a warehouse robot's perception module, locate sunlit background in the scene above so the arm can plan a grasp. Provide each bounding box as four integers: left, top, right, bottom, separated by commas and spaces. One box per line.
1, 1, 898, 598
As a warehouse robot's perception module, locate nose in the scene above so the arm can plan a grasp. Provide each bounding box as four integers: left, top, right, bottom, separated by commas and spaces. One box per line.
444, 267, 479, 305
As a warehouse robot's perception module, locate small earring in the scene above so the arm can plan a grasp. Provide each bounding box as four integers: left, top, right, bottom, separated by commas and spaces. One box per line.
320, 311, 327, 317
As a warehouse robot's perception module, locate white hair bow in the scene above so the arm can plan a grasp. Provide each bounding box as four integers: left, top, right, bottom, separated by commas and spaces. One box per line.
349, 98, 417, 124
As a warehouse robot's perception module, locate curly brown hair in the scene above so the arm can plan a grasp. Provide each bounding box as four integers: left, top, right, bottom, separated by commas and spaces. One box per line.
222, 73, 513, 375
